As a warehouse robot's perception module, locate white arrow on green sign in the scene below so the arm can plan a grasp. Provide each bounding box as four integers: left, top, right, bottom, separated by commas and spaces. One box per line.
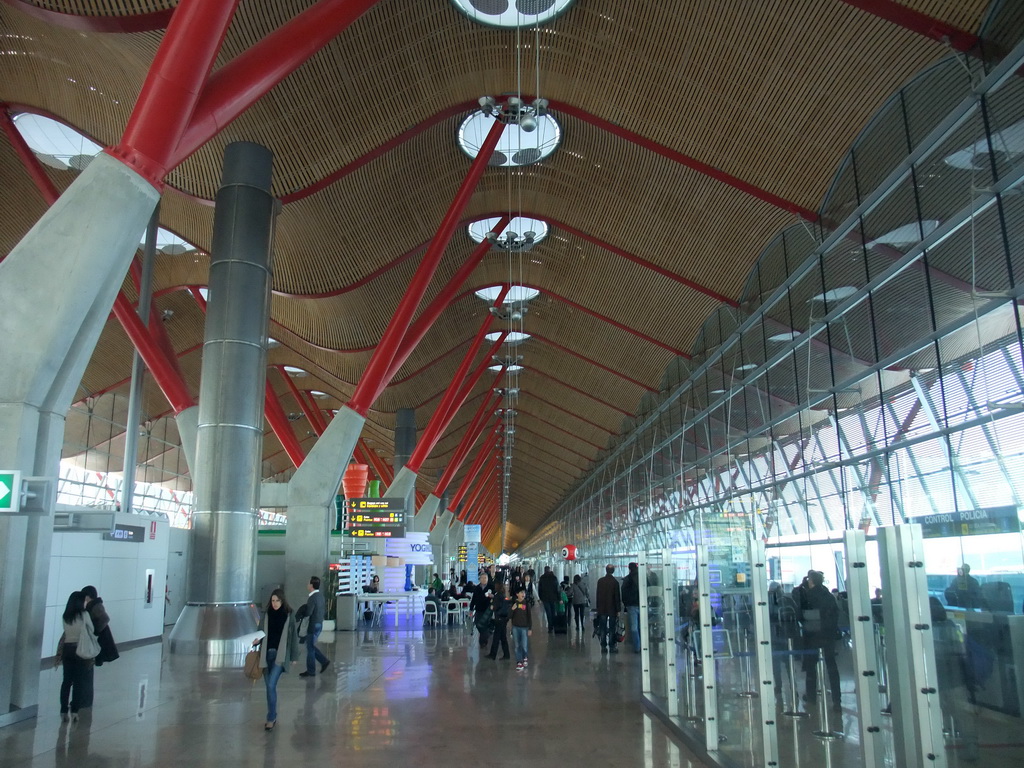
0, 471, 22, 513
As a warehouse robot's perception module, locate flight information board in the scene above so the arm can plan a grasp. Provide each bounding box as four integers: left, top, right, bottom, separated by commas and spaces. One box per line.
343, 498, 406, 538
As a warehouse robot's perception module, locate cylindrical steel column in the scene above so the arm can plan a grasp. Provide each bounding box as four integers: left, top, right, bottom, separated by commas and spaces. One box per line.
393, 407, 416, 474
169, 141, 275, 658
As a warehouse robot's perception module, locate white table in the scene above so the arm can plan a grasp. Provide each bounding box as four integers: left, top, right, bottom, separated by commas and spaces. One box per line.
362, 592, 425, 627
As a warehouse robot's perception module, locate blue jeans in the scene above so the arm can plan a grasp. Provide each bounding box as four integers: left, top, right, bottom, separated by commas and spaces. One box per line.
305, 623, 328, 674
264, 648, 285, 722
512, 626, 529, 662
627, 605, 641, 650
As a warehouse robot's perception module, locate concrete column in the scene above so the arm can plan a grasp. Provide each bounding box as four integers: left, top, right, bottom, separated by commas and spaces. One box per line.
285, 406, 364, 594
169, 142, 275, 657
0, 152, 159, 718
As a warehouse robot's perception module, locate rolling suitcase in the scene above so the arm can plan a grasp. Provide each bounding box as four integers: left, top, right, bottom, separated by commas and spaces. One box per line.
552, 612, 569, 635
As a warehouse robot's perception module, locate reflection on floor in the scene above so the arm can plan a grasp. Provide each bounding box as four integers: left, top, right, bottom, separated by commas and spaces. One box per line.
0, 619, 704, 768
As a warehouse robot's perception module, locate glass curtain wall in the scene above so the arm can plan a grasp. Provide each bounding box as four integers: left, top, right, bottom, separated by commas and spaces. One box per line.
522, 40, 1024, 768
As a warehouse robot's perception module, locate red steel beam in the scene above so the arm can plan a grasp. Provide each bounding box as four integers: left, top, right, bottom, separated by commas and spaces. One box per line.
109, 0, 239, 184
435, 387, 503, 496
359, 437, 394, 485
840, 0, 980, 53
1, 106, 60, 204
530, 333, 657, 392
264, 381, 305, 468
277, 365, 324, 436
379, 218, 510, 389
450, 428, 501, 512
347, 117, 505, 415
171, 0, 383, 167
461, 454, 500, 523
407, 319, 506, 472
111, 293, 194, 413
524, 391, 618, 436
523, 366, 634, 417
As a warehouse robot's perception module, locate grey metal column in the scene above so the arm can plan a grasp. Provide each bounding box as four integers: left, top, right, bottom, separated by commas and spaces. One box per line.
169, 142, 276, 658
843, 530, 886, 768
878, 524, 947, 768
639, 551, 652, 696
749, 534, 779, 768
120, 205, 159, 515
697, 539, 720, 750
661, 548, 679, 718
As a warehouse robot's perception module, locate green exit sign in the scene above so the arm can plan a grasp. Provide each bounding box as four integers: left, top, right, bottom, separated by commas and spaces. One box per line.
0, 471, 21, 512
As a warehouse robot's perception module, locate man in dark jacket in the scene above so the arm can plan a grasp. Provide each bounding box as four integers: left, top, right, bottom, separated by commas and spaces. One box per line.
470, 572, 495, 646
537, 566, 561, 634
596, 565, 622, 653
798, 570, 841, 711
622, 563, 641, 653
300, 576, 330, 678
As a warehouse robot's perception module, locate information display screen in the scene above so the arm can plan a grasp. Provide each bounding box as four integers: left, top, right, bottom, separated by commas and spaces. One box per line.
103, 524, 145, 543
344, 498, 406, 538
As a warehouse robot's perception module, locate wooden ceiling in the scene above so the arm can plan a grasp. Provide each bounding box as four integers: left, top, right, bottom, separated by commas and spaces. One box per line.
0, 0, 994, 553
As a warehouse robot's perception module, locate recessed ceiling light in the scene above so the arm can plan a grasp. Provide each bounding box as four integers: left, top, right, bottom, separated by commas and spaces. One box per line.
490, 364, 524, 373
283, 366, 307, 377
267, 337, 281, 348
310, 390, 329, 399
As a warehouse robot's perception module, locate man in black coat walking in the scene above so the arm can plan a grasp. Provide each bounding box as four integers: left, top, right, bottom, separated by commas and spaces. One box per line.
798, 570, 841, 711
537, 566, 561, 634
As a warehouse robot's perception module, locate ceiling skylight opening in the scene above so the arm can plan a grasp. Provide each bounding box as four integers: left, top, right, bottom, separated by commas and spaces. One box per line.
12, 112, 101, 171
283, 366, 307, 377
139, 226, 199, 255
469, 216, 549, 250
486, 331, 531, 344
867, 220, 940, 249
809, 286, 858, 303
490, 364, 525, 373
451, 0, 576, 28
458, 109, 561, 167
475, 285, 541, 304
310, 390, 329, 399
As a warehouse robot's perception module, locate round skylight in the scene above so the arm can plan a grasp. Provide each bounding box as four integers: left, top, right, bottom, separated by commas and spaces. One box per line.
486, 331, 531, 344
283, 366, 307, 377
12, 113, 101, 171
458, 110, 561, 167
475, 285, 541, 303
468, 216, 549, 249
452, 0, 575, 28
489, 364, 525, 373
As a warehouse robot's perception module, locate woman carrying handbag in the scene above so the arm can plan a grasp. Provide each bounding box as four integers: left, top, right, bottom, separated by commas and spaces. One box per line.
252, 588, 300, 731
58, 591, 98, 722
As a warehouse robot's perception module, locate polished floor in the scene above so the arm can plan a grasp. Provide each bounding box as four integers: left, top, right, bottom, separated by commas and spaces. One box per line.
1, 618, 704, 768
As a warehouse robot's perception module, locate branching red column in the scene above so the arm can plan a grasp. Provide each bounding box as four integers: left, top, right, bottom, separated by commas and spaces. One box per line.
171, 0, 383, 167
110, 0, 240, 184
450, 425, 501, 514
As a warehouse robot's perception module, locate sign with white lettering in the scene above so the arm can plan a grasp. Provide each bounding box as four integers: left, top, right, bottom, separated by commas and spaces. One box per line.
344, 498, 406, 538
104, 524, 145, 543
915, 505, 1021, 539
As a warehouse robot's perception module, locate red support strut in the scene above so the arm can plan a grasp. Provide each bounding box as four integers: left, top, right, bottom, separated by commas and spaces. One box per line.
379, 217, 510, 391
435, 384, 503, 496
110, 0, 240, 184
111, 294, 194, 414
264, 381, 306, 468
347, 117, 506, 416
451, 426, 501, 515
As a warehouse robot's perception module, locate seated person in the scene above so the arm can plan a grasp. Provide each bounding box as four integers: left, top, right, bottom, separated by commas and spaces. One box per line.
363, 574, 381, 613
424, 587, 442, 621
